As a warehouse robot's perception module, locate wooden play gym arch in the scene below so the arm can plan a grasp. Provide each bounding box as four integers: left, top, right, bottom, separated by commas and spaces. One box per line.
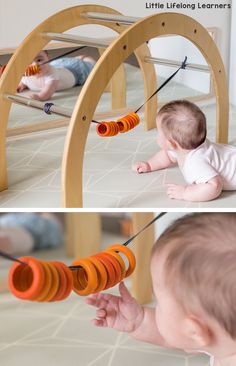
0, 5, 229, 207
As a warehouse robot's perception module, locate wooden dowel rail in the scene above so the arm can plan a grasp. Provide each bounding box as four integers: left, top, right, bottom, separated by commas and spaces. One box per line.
43, 33, 112, 49
145, 56, 210, 73
82, 12, 139, 25
5, 94, 72, 118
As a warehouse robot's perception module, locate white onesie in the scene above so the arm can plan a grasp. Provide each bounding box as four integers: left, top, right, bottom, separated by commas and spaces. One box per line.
21, 65, 76, 91
168, 139, 236, 190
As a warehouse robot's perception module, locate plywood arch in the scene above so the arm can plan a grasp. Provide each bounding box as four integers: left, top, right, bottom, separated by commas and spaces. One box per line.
0, 4, 157, 195
63, 11, 229, 207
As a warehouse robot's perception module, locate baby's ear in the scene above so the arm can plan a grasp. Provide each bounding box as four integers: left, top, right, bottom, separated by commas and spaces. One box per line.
167, 139, 178, 150
184, 315, 213, 348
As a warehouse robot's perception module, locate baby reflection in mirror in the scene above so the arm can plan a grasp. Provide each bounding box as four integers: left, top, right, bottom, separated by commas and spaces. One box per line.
17, 50, 95, 101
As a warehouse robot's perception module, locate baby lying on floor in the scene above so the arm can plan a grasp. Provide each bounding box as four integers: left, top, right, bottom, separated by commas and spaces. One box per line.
133, 100, 236, 202
17, 50, 95, 101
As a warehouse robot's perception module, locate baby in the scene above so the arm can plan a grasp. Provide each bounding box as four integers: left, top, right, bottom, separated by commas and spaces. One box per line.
133, 100, 236, 201
87, 213, 236, 366
17, 50, 95, 101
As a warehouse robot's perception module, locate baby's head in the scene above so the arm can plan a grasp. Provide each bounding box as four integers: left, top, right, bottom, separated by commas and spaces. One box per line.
156, 100, 206, 151
151, 213, 236, 355
31, 51, 50, 75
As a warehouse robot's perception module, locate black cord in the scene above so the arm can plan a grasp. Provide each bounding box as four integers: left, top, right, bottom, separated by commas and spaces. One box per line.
123, 212, 166, 246
0, 250, 27, 266
41, 46, 87, 65
135, 56, 188, 113
92, 56, 188, 123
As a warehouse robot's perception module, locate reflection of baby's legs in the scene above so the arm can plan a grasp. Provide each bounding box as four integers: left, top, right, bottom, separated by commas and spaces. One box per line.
0, 213, 63, 256
0, 227, 34, 255
77, 55, 96, 65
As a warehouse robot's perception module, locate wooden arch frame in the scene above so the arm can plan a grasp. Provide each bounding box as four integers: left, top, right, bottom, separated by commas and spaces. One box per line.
63, 11, 229, 207
0, 4, 157, 196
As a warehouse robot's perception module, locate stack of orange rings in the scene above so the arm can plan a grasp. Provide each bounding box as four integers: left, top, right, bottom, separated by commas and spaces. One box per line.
96, 121, 119, 137
72, 244, 136, 296
0, 63, 39, 78
24, 64, 40, 77
8, 257, 73, 302
96, 112, 140, 137
116, 112, 140, 133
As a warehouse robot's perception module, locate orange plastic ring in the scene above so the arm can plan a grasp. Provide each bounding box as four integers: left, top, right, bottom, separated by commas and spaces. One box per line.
8, 257, 45, 300
104, 249, 126, 280
72, 258, 98, 296
50, 261, 68, 301
107, 244, 136, 277
94, 253, 117, 289
33, 261, 53, 302
59, 263, 73, 300
99, 252, 122, 284
89, 256, 108, 292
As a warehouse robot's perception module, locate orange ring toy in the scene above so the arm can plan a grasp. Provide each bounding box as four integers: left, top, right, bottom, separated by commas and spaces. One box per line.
43, 262, 60, 302
72, 258, 98, 296
8, 257, 45, 300
104, 249, 126, 280
94, 253, 117, 289
24, 64, 39, 76
33, 261, 53, 302
107, 244, 136, 277
99, 252, 122, 284
89, 256, 108, 292
50, 261, 68, 301
59, 262, 73, 300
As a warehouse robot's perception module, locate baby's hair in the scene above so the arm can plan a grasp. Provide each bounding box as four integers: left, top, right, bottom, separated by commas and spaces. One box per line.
158, 100, 206, 149
152, 213, 236, 339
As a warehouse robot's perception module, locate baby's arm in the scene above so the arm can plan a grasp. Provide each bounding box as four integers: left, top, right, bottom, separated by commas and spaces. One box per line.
17, 81, 28, 93
30, 80, 58, 101
86, 281, 168, 347
133, 149, 176, 174
167, 175, 223, 201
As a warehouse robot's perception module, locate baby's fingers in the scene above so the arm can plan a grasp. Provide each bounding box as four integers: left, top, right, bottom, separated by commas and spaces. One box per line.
92, 309, 108, 327
92, 318, 108, 327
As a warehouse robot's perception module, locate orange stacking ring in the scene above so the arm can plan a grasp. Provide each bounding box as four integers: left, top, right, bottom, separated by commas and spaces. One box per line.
94, 253, 117, 290
72, 258, 98, 296
24, 64, 40, 76
33, 261, 53, 302
43, 262, 60, 302
104, 249, 126, 280
107, 244, 136, 277
117, 112, 140, 133
8, 257, 45, 300
50, 261, 68, 301
97, 252, 122, 284
96, 121, 119, 137
58, 262, 73, 300
89, 256, 108, 293
8, 257, 73, 302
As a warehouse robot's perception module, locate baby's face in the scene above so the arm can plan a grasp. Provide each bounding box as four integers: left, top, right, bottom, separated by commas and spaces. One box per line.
32, 52, 50, 75
151, 252, 202, 352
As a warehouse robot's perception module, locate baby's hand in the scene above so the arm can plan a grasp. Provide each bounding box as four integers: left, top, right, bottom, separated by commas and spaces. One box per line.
86, 281, 144, 333
132, 161, 151, 174
17, 83, 27, 93
166, 184, 186, 200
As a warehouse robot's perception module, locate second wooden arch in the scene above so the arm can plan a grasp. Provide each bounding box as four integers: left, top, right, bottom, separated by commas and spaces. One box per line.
63, 11, 229, 207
